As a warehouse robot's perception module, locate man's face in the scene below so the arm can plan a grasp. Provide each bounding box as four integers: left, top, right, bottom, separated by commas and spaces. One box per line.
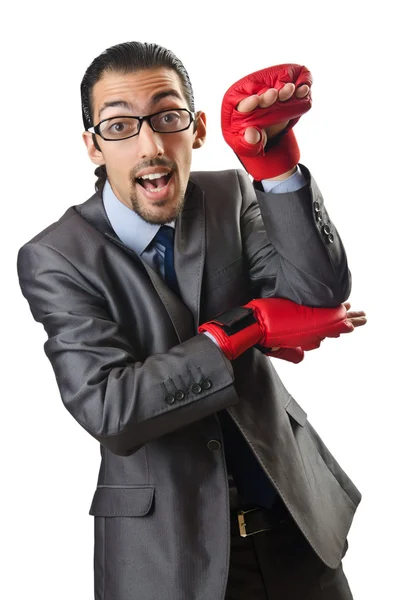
83, 68, 206, 225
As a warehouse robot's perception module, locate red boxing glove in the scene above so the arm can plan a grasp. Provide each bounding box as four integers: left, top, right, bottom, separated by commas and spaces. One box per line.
246, 298, 353, 350
221, 64, 312, 180
198, 299, 353, 361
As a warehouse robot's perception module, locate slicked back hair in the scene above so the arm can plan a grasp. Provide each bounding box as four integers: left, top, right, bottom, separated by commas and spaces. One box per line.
81, 41, 195, 131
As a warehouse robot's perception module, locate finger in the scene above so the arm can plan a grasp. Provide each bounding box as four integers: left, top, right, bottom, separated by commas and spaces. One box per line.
348, 316, 367, 328
296, 84, 310, 98
346, 310, 366, 318
244, 127, 262, 145
237, 94, 261, 113
343, 301, 351, 311
270, 347, 305, 364
279, 83, 295, 102
258, 88, 278, 108
329, 321, 354, 337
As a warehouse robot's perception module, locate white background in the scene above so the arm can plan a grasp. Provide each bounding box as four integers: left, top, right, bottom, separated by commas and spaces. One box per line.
2, 0, 395, 598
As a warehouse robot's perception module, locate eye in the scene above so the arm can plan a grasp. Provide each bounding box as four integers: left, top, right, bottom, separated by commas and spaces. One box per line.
100, 118, 138, 139
152, 110, 185, 132
162, 112, 179, 125
111, 122, 127, 132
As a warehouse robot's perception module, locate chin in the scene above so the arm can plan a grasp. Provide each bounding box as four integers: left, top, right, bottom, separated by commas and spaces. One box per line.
131, 196, 185, 225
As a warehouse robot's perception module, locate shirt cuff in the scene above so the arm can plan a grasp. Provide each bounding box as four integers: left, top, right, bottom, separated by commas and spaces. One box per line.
260, 165, 307, 193
203, 331, 220, 347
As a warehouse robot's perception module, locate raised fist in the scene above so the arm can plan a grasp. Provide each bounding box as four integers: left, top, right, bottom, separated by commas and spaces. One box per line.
221, 64, 312, 179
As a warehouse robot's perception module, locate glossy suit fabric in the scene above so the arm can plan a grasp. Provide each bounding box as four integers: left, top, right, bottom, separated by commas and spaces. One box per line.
17, 166, 361, 600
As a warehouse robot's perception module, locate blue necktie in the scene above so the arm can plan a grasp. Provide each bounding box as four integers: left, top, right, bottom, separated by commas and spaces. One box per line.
154, 225, 276, 508
218, 410, 278, 508
154, 225, 180, 296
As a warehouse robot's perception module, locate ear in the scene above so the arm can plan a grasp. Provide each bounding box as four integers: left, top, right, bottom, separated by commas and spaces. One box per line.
192, 111, 206, 149
82, 131, 106, 166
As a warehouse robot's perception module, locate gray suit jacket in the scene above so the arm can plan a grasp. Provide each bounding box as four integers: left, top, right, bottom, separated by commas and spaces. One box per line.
17, 166, 361, 600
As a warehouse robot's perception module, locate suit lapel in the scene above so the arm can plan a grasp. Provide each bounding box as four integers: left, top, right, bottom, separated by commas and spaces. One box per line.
74, 191, 196, 343
136, 260, 194, 343
174, 180, 206, 330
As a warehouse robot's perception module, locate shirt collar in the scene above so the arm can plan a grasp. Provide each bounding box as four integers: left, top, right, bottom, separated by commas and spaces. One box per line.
102, 180, 175, 255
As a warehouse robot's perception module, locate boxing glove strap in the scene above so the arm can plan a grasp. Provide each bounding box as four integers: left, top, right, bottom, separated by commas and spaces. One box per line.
198, 306, 263, 360
209, 306, 256, 335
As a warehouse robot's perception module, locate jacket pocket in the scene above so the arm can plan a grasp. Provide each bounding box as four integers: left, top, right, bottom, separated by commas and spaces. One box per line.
285, 396, 307, 427
89, 485, 155, 517
207, 256, 244, 291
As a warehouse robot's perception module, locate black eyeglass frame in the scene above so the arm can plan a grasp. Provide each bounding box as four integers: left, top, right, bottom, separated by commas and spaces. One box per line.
87, 108, 196, 141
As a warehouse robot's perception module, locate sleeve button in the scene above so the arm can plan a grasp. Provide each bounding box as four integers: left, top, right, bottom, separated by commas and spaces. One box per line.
165, 394, 176, 404
175, 390, 185, 401
191, 383, 202, 394
328, 233, 334, 244
323, 224, 331, 236
313, 201, 320, 212
201, 379, 212, 390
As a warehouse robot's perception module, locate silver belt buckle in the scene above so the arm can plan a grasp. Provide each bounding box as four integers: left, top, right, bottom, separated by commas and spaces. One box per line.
237, 507, 269, 537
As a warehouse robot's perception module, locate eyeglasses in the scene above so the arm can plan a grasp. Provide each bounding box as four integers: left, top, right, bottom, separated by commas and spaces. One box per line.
87, 108, 195, 141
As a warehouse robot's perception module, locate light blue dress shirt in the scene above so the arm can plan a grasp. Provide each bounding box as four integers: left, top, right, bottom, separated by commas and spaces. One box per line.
103, 180, 175, 280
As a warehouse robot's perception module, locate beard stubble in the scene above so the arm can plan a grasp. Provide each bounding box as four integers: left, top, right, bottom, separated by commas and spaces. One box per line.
128, 159, 187, 225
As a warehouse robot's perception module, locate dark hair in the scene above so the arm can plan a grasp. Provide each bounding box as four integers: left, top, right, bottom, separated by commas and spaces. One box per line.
81, 42, 195, 195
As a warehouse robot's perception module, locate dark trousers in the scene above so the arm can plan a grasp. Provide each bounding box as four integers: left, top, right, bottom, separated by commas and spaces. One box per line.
226, 492, 353, 600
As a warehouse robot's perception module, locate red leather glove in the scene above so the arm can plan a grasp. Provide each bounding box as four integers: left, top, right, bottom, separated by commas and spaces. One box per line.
246, 298, 353, 350
221, 64, 312, 180
198, 299, 353, 361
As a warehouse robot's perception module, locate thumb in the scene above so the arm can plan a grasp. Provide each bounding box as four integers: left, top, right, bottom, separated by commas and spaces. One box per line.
233, 132, 264, 157
244, 127, 265, 146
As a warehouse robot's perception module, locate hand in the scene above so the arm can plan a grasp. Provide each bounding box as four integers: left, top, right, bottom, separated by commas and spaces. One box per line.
221, 64, 312, 180
264, 301, 367, 360
238, 84, 310, 153
246, 298, 356, 351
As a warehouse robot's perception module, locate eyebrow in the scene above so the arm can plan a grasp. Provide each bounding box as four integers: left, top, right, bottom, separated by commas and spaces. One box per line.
98, 90, 185, 119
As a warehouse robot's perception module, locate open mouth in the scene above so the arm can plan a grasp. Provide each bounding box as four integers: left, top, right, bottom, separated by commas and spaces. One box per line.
136, 171, 173, 193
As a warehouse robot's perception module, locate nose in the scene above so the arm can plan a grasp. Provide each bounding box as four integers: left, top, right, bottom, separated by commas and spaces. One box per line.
136, 119, 164, 159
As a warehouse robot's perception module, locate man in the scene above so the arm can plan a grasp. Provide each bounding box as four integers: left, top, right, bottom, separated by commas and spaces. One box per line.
17, 41, 366, 599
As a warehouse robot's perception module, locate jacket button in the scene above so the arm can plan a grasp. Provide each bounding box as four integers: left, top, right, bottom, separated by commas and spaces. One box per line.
323, 224, 331, 236
313, 201, 320, 212
175, 390, 185, 401
191, 383, 202, 394
207, 440, 222, 451
165, 394, 175, 404
201, 379, 212, 390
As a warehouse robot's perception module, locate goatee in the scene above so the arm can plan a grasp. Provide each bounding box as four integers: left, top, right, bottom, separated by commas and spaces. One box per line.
129, 158, 186, 225
129, 190, 186, 225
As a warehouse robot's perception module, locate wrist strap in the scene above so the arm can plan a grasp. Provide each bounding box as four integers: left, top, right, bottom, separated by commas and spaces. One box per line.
209, 306, 256, 335
199, 306, 261, 361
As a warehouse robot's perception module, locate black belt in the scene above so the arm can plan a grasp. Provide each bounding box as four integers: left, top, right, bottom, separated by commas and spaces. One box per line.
228, 476, 290, 537
230, 502, 289, 537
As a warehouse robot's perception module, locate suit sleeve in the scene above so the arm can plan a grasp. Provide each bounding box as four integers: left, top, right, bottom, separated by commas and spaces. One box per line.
239, 164, 351, 306
17, 242, 239, 456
